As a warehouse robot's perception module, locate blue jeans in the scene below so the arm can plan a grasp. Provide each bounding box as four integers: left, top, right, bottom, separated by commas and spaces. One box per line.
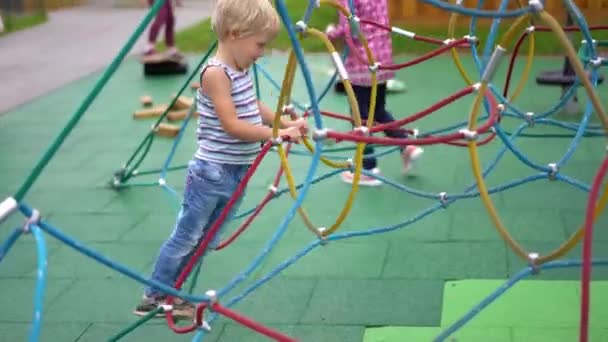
144, 158, 249, 298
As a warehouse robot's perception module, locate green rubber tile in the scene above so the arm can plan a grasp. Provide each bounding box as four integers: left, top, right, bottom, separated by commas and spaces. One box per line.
0, 322, 90, 341
256, 240, 388, 278
22, 188, 119, 214
172, 241, 278, 293
506, 241, 608, 280
29, 242, 155, 279
78, 322, 224, 342
362, 326, 511, 342
560, 208, 608, 242
44, 279, 151, 323
0, 278, 75, 321
220, 323, 365, 342
301, 279, 443, 326
220, 276, 317, 325
499, 179, 590, 210
44, 212, 148, 243
513, 327, 608, 342
101, 187, 182, 214
450, 207, 567, 242
119, 213, 180, 242
382, 241, 508, 279
440, 279, 608, 329
0, 241, 62, 278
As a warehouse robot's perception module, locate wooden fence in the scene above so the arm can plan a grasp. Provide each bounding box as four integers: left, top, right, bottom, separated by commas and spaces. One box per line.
389, 0, 608, 22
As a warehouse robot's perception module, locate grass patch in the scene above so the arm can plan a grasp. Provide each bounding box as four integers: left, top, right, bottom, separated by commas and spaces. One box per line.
168, 0, 608, 56
1, 11, 47, 36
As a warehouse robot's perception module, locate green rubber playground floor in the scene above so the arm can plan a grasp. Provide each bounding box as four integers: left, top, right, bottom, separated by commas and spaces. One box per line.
1, 52, 608, 341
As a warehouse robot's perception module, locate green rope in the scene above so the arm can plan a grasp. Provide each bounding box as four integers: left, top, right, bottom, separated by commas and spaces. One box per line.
107, 306, 165, 342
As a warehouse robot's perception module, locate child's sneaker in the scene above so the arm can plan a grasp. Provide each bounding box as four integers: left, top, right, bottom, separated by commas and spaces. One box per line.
133, 295, 195, 319
341, 168, 383, 186
402, 145, 424, 174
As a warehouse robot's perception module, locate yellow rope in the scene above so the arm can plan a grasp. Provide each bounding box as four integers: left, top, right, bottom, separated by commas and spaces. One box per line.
268, 0, 380, 238
447, 10, 474, 86
466, 15, 533, 262
467, 9, 608, 266
272, 46, 324, 239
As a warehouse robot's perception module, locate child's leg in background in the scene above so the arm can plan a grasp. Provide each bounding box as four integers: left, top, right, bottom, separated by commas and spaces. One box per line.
351, 84, 377, 170
373, 83, 406, 140
145, 0, 171, 54
163, 1, 176, 51
373, 84, 424, 173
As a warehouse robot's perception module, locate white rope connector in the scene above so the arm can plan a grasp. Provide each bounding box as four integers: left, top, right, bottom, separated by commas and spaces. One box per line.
268, 185, 278, 193
282, 104, 295, 115
205, 290, 218, 305
472, 82, 482, 92
312, 128, 329, 141
463, 35, 478, 44
317, 227, 328, 245
270, 136, 283, 146
391, 26, 415, 39
331, 51, 349, 81
528, 0, 543, 12
459, 129, 478, 141
590, 57, 604, 68
411, 128, 420, 139
525, 112, 535, 126
295, 21, 307, 34
0, 197, 18, 224
547, 163, 558, 180
354, 126, 369, 135
346, 158, 354, 169
526, 26, 536, 33
439, 192, 449, 207
497, 104, 505, 113
528, 252, 540, 274
23, 209, 41, 233
158, 178, 166, 186
160, 304, 173, 312
368, 62, 380, 73
443, 38, 455, 46
482, 45, 506, 82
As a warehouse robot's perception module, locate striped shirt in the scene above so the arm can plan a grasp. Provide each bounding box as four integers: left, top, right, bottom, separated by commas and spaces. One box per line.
195, 57, 263, 164
327, 0, 395, 86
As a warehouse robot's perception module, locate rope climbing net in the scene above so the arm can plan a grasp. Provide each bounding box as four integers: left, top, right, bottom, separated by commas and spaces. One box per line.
1, 0, 608, 341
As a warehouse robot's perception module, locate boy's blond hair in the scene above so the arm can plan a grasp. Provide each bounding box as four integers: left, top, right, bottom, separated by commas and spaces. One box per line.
211, 0, 281, 40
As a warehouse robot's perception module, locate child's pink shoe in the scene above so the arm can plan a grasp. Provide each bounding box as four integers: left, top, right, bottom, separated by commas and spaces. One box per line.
341, 168, 383, 187
402, 145, 424, 174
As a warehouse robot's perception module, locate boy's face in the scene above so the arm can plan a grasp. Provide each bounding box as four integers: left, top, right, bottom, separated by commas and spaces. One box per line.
230, 32, 273, 69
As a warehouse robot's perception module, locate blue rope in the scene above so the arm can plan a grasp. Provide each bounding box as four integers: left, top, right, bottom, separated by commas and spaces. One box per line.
29, 224, 47, 342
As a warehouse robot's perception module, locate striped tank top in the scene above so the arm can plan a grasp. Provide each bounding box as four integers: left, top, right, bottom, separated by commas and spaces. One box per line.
195, 57, 263, 164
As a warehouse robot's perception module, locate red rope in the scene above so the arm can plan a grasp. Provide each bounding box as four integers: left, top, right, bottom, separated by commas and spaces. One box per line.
370, 85, 476, 133
579, 156, 608, 342
214, 143, 293, 251
165, 142, 274, 333
325, 89, 499, 146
